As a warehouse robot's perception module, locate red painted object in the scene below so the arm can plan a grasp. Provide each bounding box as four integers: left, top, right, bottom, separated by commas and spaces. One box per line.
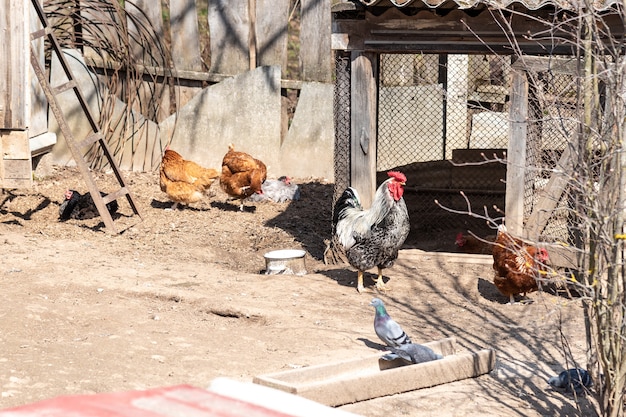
0, 385, 294, 417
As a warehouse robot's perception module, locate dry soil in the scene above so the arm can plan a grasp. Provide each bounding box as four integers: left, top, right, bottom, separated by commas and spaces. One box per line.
0, 166, 595, 416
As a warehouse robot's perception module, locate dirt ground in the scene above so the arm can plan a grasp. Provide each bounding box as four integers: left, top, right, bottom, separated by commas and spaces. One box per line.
0, 165, 596, 416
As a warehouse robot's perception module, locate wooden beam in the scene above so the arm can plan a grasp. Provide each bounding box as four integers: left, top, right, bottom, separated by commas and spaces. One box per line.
506, 70, 528, 235
350, 51, 378, 208
332, 8, 623, 54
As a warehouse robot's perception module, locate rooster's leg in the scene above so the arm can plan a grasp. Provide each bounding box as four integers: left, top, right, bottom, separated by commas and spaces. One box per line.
165, 202, 179, 211
375, 267, 389, 292
356, 271, 365, 293
508, 294, 516, 304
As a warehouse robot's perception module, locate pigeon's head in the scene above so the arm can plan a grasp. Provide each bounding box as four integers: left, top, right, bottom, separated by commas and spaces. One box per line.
370, 298, 384, 308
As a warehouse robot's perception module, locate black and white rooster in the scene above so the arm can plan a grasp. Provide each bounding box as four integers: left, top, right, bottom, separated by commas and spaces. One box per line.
59, 189, 118, 221
332, 171, 410, 293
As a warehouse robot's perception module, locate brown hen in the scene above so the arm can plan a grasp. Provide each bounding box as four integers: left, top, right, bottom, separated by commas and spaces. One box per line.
492, 224, 549, 304
159, 148, 219, 209
220, 143, 267, 211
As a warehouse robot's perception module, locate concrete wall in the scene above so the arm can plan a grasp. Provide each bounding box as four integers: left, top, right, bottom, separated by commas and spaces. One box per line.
47, 50, 335, 181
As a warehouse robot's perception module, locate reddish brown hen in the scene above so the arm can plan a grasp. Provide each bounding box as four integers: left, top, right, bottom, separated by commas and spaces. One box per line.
159, 148, 220, 210
220, 143, 267, 211
492, 224, 549, 304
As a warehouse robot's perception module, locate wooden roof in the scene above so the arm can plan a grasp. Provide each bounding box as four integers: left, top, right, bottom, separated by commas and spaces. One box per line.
332, 0, 624, 54
334, 0, 619, 11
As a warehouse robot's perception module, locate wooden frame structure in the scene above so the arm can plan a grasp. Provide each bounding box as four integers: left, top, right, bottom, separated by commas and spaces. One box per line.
331, 1, 622, 249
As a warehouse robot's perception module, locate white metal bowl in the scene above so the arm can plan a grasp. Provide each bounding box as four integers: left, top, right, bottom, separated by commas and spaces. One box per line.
264, 249, 307, 275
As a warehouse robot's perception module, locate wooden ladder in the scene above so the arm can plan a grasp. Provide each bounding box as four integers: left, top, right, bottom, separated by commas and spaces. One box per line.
28, 0, 141, 234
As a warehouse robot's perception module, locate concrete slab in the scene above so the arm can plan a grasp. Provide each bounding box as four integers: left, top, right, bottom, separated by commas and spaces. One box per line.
280, 82, 334, 180
253, 337, 495, 407
159, 66, 282, 176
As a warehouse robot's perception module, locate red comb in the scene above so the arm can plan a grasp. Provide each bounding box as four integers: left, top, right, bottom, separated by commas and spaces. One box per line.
387, 171, 407, 183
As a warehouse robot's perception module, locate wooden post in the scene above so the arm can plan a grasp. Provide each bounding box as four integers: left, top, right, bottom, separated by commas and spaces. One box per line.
0, 0, 31, 189
0, 0, 29, 130
506, 69, 528, 235
350, 51, 378, 208
248, 0, 256, 70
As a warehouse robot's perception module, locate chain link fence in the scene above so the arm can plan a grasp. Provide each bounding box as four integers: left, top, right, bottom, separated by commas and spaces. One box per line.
525, 69, 579, 245
332, 52, 577, 252
378, 54, 511, 251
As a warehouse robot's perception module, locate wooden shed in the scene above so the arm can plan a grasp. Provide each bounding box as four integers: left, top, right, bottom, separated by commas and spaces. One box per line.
331, 0, 624, 262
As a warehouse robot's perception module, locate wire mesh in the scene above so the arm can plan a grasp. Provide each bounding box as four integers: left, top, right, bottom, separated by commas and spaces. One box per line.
376, 53, 512, 251
525, 70, 580, 244
333, 51, 352, 206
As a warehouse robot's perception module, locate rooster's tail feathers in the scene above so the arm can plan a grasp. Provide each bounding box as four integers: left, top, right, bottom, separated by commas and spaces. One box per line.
333, 187, 361, 224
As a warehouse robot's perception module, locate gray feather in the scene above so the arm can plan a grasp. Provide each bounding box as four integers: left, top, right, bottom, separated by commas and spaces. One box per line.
370, 298, 411, 347
381, 343, 443, 365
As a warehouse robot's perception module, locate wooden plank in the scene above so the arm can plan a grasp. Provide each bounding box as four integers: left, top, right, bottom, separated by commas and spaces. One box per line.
79, 0, 123, 64
170, 0, 204, 72
124, 0, 166, 65
2, 129, 30, 158
208, 0, 250, 76
255, 0, 289, 75
29, 1, 47, 137
119, 0, 175, 125
0, 0, 29, 129
1, 129, 32, 188
350, 51, 377, 208
331, 8, 623, 55
301, 0, 332, 82
506, 70, 527, 236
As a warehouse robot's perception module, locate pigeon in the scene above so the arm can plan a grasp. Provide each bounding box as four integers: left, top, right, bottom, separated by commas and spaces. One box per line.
548, 368, 593, 394
370, 298, 412, 347
381, 343, 443, 365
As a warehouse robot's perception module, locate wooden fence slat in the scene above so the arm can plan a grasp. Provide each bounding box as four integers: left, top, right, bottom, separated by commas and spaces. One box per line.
208, 0, 250, 75
125, 0, 166, 66
256, 0, 289, 77
301, 0, 332, 82
0, 0, 28, 129
125, 0, 171, 122
170, 0, 204, 72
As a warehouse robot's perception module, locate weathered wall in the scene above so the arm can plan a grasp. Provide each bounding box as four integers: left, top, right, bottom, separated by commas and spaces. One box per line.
47, 53, 334, 180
